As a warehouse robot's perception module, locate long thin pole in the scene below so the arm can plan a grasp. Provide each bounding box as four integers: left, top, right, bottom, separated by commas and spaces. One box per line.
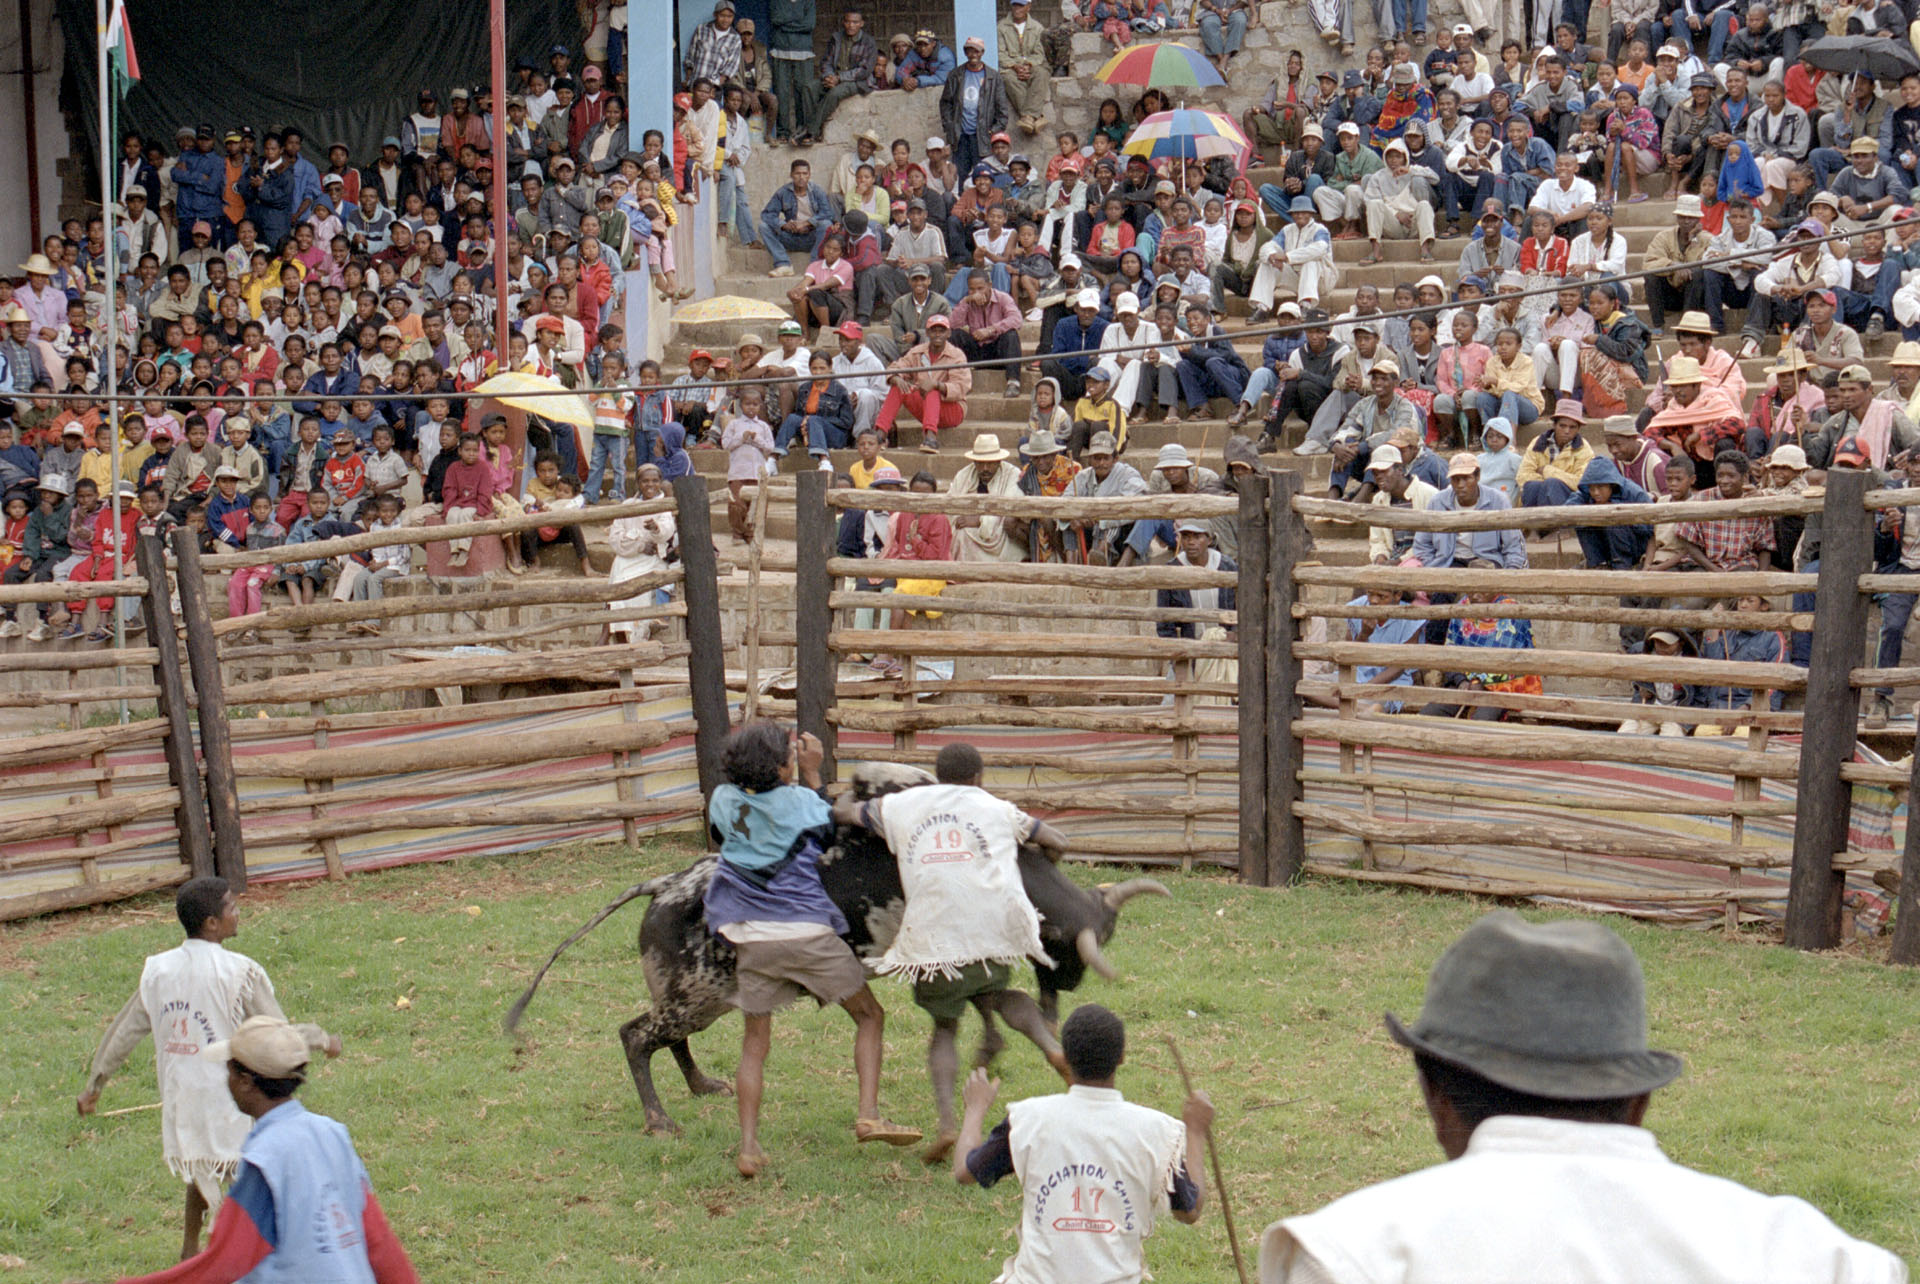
1164, 1036, 1247, 1284
21, 0, 40, 249
97, 0, 125, 719
489, 0, 510, 370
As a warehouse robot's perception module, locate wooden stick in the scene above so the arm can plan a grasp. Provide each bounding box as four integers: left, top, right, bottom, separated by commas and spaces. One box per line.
1163, 1036, 1248, 1284
0, 577, 146, 605
1299, 600, 1811, 631
826, 491, 1242, 520
0, 683, 163, 709
0, 646, 161, 672
1294, 491, 1818, 531
1295, 715, 1801, 779
1304, 862, 1792, 902
1322, 683, 1804, 730
0, 867, 188, 923
829, 629, 1238, 660
200, 495, 679, 569
1295, 801, 1791, 868
826, 591, 1236, 626
745, 474, 770, 720
1296, 640, 1807, 690
827, 557, 1237, 590
210, 567, 681, 636
830, 705, 1236, 735
0, 718, 168, 769
862, 747, 1238, 775
214, 602, 687, 659
220, 642, 665, 707
229, 720, 671, 780
1296, 768, 1797, 816
1294, 565, 1816, 596
97, 1101, 164, 1117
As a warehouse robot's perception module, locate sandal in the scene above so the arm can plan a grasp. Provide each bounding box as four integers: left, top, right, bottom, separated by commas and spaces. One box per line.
1358, 250, 1383, 265
855, 1117, 923, 1146
1627, 192, 1649, 204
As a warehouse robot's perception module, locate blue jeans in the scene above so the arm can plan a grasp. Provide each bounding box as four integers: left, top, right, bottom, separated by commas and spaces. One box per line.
1258, 174, 1323, 216
633, 422, 661, 474
1199, 9, 1249, 55
1807, 146, 1849, 191
1242, 366, 1280, 407
1177, 355, 1247, 407
1704, 8, 1740, 61
1521, 478, 1574, 506
1127, 517, 1176, 557
718, 169, 757, 243
945, 263, 1011, 303
776, 411, 849, 456
758, 214, 826, 269
1795, 556, 1818, 668
586, 433, 628, 503
1470, 391, 1540, 430
1392, 0, 1428, 35
1704, 269, 1758, 338
1875, 564, 1918, 696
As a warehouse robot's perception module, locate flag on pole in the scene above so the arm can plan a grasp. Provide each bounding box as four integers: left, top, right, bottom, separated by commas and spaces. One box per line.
106, 0, 139, 91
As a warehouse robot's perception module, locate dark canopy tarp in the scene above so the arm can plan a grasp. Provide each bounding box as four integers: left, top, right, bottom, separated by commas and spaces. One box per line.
59, 0, 581, 173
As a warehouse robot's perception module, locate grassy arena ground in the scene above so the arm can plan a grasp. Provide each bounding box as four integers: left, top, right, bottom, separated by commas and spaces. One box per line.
4, 837, 1920, 1280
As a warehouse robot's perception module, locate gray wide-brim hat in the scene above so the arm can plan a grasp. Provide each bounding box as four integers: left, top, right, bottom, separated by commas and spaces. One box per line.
1384, 910, 1683, 1100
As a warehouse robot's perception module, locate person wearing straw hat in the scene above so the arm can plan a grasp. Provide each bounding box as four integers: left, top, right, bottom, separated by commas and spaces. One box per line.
1010, 426, 1078, 560
1259, 912, 1906, 1282
1878, 339, 1920, 422
947, 432, 1023, 561
831, 128, 886, 202
114, 1014, 413, 1283
952, 1004, 1213, 1284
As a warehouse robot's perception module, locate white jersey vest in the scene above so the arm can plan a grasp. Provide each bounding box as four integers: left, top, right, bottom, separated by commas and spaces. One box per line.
999, 1086, 1187, 1284
137, 939, 268, 1197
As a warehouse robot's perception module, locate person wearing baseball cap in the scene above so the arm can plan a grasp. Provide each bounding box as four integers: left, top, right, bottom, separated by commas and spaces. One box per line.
1406, 446, 1527, 572
943, 32, 1010, 178
899, 31, 955, 94
118, 1013, 417, 1280
876, 312, 969, 453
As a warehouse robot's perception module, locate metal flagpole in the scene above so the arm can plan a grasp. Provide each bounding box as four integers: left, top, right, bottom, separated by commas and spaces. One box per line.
98, 0, 126, 722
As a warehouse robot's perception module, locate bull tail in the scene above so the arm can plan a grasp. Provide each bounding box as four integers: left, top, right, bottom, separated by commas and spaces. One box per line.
502, 876, 670, 1034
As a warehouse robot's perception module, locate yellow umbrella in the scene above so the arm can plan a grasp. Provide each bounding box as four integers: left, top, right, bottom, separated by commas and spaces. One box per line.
472, 372, 595, 468
674, 294, 792, 324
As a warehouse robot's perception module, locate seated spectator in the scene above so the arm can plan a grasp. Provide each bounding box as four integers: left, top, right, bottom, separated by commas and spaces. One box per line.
760, 159, 832, 280
519, 456, 591, 573
1806, 363, 1918, 470
1417, 589, 1541, 720
1696, 595, 1789, 734
776, 353, 855, 461
1250, 198, 1336, 319
1411, 453, 1528, 571
788, 234, 853, 340
1790, 285, 1864, 375
1673, 449, 1777, 571
947, 270, 1024, 397
1359, 141, 1437, 266
1316, 122, 1382, 241
1174, 303, 1249, 417
1576, 283, 1650, 416
1528, 153, 1597, 239
1746, 80, 1811, 209
1476, 416, 1522, 504
1431, 312, 1492, 449
1068, 366, 1128, 459
1600, 84, 1662, 204
606, 463, 679, 641
1153, 519, 1236, 646
1327, 360, 1421, 499
1471, 326, 1545, 439
1211, 200, 1272, 315
1042, 289, 1106, 403
1305, 588, 1425, 714
1010, 429, 1079, 561
877, 315, 971, 453
1603, 414, 1670, 495
1516, 400, 1596, 506
1564, 454, 1655, 568
1363, 443, 1437, 565
949, 433, 1021, 562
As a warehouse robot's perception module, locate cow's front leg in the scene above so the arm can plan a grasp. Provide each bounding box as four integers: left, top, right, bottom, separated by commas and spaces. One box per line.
620, 1010, 691, 1134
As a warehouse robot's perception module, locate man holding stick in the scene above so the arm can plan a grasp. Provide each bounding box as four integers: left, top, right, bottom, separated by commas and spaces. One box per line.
952, 1003, 1214, 1283
78, 877, 340, 1260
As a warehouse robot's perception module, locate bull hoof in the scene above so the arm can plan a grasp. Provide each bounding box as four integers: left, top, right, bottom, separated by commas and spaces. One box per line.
690, 1073, 735, 1098
644, 1110, 682, 1136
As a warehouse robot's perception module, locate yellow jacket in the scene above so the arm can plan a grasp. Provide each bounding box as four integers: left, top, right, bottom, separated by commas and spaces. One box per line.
1514, 431, 1595, 491
79, 448, 115, 494
1481, 353, 1544, 414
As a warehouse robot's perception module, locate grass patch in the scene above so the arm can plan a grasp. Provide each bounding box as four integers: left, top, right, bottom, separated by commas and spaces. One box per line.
4, 840, 1919, 1279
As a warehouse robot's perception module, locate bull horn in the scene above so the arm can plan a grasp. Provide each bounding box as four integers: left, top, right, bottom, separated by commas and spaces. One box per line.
1102, 878, 1170, 912
1076, 926, 1117, 981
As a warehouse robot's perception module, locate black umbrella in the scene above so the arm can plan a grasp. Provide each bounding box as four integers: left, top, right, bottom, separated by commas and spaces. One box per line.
1797, 34, 1920, 82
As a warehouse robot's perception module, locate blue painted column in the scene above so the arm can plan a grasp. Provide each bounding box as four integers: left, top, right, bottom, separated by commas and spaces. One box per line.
634, 0, 677, 170
956, 0, 999, 62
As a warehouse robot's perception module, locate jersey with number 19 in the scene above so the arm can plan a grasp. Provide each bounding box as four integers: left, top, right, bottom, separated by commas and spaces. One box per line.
1000, 1085, 1187, 1284
872, 782, 1048, 982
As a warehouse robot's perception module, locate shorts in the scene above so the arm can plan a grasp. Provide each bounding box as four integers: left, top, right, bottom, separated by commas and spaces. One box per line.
731, 931, 868, 1015
912, 960, 1012, 1021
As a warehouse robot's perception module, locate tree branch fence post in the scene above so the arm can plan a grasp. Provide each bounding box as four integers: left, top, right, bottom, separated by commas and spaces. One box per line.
135, 534, 213, 879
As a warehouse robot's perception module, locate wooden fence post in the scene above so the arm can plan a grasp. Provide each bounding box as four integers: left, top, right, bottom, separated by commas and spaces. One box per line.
1236, 474, 1269, 886
1787, 469, 1873, 950
794, 469, 837, 783
1890, 743, 1920, 965
136, 534, 214, 880
1266, 472, 1308, 886
170, 530, 246, 889
671, 475, 731, 801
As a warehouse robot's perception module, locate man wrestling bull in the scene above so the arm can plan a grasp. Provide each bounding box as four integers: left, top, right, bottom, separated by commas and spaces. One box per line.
835, 741, 1070, 1163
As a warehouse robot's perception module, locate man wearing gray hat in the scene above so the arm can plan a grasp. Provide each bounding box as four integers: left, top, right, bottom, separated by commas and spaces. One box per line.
1257, 912, 1905, 1283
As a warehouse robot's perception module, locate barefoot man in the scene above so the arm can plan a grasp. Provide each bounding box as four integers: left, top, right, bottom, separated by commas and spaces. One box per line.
78, 877, 340, 1261
837, 741, 1071, 1161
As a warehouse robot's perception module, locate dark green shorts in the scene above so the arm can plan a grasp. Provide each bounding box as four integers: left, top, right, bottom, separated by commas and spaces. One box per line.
912, 961, 1012, 1021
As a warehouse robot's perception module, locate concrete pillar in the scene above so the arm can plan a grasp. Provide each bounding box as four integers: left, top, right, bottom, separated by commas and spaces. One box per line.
634, 0, 678, 168
956, 0, 999, 62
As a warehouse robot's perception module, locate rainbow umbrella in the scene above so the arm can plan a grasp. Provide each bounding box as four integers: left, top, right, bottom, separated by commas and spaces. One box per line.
1093, 41, 1227, 89
1121, 109, 1250, 165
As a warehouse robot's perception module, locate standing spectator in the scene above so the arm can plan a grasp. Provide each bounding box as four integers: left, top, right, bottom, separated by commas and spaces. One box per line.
999, 0, 1051, 136
767, 0, 818, 147
940, 37, 1012, 179
1256, 913, 1905, 1284
171, 125, 225, 249
685, 0, 743, 88
804, 11, 879, 148
77, 877, 341, 1263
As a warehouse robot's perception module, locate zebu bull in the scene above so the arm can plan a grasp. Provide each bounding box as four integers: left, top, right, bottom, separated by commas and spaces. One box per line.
504, 763, 1168, 1134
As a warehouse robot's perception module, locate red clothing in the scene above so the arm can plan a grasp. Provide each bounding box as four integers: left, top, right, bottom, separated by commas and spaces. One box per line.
438, 112, 491, 157
886, 510, 953, 561
323, 453, 367, 504
573, 274, 603, 351
117, 1182, 415, 1284
568, 92, 608, 156
1784, 64, 1824, 114
440, 458, 499, 510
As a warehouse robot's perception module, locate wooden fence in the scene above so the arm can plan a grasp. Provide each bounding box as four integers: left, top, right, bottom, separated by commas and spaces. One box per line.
0, 479, 736, 922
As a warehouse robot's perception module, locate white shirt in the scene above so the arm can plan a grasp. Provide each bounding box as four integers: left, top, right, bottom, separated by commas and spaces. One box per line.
999, 1085, 1187, 1284
1528, 176, 1597, 220
1259, 1115, 1907, 1284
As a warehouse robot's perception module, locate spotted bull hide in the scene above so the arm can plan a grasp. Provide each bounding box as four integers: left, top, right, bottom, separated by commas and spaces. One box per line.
503, 762, 1167, 1133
